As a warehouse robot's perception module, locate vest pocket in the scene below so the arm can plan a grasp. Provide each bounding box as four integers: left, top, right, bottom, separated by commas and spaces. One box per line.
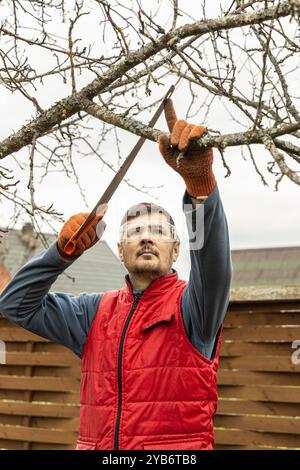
141, 311, 174, 332
75, 438, 97, 450
142, 436, 209, 450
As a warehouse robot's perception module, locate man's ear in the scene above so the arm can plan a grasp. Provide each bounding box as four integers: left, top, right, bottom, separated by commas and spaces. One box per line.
117, 241, 124, 262
172, 240, 180, 262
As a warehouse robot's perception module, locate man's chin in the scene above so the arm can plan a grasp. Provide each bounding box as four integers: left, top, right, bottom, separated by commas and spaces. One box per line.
133, 259, 161, 274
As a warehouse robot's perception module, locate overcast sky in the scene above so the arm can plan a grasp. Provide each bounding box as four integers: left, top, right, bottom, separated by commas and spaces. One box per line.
0, 1, 299, 281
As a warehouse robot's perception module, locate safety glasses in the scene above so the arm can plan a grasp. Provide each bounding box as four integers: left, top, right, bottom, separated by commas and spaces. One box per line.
119, 221, 178, 242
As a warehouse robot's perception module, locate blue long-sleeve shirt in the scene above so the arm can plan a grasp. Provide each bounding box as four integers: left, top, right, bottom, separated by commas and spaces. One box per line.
0, 185, 233, 360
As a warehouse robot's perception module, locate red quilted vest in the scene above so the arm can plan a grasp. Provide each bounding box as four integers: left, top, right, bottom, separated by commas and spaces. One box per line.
76, 271, 223, 450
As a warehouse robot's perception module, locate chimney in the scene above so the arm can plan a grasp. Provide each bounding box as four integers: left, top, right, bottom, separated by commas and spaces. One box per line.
20, 223, 37, 250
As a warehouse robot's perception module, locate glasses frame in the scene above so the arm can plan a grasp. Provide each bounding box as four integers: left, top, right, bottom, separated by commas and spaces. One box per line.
119, 220, 178, 243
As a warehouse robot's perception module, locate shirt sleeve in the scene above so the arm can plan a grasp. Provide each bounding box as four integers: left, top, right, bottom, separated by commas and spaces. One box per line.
0, 241, 102, 358
180, 184, 233, 360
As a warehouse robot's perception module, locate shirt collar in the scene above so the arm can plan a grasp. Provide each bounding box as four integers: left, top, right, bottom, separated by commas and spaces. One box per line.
124, 268, 177, 297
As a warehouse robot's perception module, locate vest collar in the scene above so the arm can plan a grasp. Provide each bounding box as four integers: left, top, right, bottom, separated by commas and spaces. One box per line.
124, 269, 178, 299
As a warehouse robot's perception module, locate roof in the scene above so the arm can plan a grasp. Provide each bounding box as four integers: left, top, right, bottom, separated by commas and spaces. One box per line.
0, 226, 126, 294
1, 226, 299, 299
231, 245, 300, 288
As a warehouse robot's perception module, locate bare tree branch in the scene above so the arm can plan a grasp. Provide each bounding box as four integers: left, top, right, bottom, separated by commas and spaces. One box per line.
0, 1, 297, 159
0, 0, 300, 245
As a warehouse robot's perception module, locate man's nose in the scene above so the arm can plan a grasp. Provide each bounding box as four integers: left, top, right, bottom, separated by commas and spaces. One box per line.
140, 234, 154, 244
141, 238, 154, 244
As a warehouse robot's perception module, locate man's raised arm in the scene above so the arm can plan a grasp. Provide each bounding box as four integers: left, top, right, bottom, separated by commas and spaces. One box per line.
158, 98, 233, 360
0, 211, 107, 358
181, 186, 233, 360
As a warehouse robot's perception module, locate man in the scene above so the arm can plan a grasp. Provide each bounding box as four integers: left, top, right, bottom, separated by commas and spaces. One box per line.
0, 99, 233, 450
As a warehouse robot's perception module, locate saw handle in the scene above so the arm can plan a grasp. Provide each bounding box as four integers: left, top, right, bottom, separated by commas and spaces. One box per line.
63, 216, 100, 256
61, 204, 108, 257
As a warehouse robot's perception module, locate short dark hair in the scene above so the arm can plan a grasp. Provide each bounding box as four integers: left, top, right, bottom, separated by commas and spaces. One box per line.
120, 202, 176, 229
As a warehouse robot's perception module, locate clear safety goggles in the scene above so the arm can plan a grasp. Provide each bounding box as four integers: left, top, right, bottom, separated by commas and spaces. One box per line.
119, 221, 178, 242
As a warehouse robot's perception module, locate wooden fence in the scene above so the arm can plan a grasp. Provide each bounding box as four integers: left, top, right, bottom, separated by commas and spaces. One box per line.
0, 287, 299, 450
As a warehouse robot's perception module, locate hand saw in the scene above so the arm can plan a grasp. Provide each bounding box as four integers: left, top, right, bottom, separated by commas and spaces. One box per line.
62, 84, 175, 256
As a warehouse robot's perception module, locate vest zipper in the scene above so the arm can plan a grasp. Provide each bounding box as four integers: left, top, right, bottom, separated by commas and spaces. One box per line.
114, 292, 142, 450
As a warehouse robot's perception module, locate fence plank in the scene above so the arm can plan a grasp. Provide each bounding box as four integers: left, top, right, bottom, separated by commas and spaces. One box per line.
0, 375, 80, 392
223, 312, 300, 327
217, 370, 300, 386
217, 398, 300, 417
0, 328, 48, 342
218, 384, 300, 403
219, 355, 300, 372
0, 400, 79, 418
214, 415, 300, 435
222, 325, 300, 341
220, 342, 292, 356
0, 439, 30, 450
2, 352, 80, 367
30, 391, 80, 404
228, 301, 300, 314
215, 428, 300, 449
0, 424, 76, 445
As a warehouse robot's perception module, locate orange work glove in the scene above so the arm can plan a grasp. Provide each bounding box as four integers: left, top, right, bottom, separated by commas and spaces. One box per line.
57, 205, 107, 260
158, 99, 216, 198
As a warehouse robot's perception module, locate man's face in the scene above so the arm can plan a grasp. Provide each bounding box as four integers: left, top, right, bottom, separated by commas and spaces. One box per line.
117, 212, 180, 277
